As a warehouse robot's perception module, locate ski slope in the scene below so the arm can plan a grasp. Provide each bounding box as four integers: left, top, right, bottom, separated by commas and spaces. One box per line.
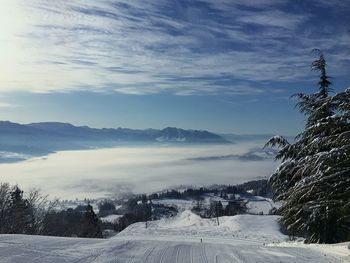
0, 211, 349, 262
119, 211, 286, 243
0, 234, 348, 263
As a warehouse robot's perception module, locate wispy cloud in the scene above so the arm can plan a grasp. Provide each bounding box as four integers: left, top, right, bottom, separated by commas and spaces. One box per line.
0, 0, 348, 96
0, 102, 19, 108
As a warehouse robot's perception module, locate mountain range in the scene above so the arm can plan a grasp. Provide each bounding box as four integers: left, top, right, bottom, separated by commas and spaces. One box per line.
0, 121, 229, 162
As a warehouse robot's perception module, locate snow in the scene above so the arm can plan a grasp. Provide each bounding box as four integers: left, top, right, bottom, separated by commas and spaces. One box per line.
152, 195, 280, 215
99, 214, 123, 223
0, 151, 29, 160
0, 211, 349, 262
152, 199, 194, 211
203, 193, 228, 203
119, 210, 287, 243
268, 241, 350, 259
156, 136, 186, 142
246, 198, 280, 215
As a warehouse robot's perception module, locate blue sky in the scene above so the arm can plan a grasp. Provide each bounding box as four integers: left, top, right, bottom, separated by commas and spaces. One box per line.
0, 0, 349, 135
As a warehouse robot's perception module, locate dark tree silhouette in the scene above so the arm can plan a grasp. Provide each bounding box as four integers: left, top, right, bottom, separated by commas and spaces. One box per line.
7, 186, 31, 234
80, 204, 102, 238
266, 51, 350, 243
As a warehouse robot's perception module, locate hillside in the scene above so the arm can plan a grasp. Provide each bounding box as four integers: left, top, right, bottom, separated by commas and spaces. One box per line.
0, 211, 348, 262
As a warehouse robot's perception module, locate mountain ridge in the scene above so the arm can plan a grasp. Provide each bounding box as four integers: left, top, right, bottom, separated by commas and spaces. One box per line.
0, 121, 230, 162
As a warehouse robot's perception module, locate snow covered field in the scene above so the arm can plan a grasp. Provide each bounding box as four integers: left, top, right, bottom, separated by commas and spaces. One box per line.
0, 211, 349, 262
120, 210, 286, 243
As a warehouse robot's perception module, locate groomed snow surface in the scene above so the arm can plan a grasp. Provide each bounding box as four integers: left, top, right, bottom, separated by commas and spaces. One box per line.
0, 210, 349, 262
119, 210, 286, 243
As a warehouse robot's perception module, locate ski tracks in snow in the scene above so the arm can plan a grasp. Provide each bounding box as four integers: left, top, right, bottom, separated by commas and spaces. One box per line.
0, 234, 348, 263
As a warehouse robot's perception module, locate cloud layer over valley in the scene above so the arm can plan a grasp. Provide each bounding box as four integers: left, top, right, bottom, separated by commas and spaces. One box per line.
0, 142, 276, 199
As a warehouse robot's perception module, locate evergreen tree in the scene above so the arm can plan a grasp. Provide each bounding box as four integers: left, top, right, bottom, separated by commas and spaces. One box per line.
266, 50, 350, 243
216, 201, 224, 217
141, 195, 148, 204
225, 201, 247, 216
7, 186, 31, 234
80, 204, 102, 238
98, 199, 116, 217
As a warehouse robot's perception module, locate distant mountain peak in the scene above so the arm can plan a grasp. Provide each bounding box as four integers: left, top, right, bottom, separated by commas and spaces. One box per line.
0, 121, 230, 163
29, 122, 78, 128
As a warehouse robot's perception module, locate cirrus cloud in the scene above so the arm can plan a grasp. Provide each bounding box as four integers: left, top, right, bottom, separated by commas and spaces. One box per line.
0, 0, 348, 96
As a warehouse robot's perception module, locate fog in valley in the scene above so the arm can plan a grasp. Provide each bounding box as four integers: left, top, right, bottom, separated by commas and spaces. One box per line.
0, 141, 276, 199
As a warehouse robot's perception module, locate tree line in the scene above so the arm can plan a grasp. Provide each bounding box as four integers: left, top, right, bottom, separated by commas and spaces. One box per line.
192, 200, 247, 219
147, 179, 272, 200
0, 183, 102, 238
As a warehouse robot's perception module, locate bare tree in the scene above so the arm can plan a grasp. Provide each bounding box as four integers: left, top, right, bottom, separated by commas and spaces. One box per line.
0, 183, 11, 233
26, 188, 58, 234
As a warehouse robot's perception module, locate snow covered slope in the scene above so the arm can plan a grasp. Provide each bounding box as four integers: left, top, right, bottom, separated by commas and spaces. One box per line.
119, 210, 286, 243
0, 211, 349, 262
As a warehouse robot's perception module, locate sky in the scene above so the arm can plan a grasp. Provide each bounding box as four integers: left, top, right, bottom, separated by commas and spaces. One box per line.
0, 0, 349, 135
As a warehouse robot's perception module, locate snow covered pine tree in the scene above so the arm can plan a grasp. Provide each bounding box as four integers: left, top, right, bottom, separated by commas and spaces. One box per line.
265, 49, 350, 243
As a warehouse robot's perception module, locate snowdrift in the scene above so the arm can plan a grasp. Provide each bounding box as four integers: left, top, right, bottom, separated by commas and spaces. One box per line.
119, 210, 287, 243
